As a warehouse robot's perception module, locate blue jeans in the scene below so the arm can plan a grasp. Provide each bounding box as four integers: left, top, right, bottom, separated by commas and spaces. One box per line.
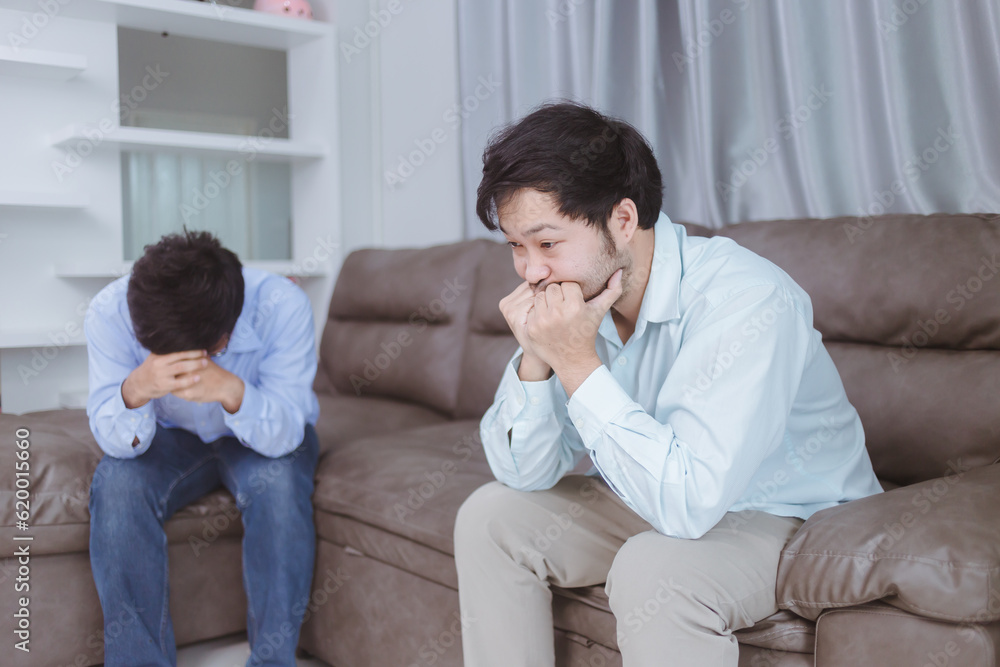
89, 425, 319, 667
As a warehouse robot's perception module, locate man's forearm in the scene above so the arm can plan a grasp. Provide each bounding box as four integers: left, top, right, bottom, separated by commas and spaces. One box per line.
517, 352, 553, 382
121, 372, 150, 409
551, 355, 603, 398
221, 375, 245, 414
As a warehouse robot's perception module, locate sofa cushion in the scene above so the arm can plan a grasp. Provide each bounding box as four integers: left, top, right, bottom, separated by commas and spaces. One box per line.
314, 391, 448, 456
320, 240, 488, 416
814, 601, 1000, 666
777, 463, 1000, 623
0, 410, 243, 557
827, 341, 1000, 485
312, 420, 494, 555
550, 585, 815, 656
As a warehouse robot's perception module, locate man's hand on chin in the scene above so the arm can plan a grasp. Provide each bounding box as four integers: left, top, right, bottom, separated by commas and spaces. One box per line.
171, 359, 245, 414
525, 269, 623, 397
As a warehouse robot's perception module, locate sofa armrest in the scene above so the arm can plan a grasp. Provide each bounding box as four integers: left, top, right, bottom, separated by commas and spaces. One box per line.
776, 463, 1000, 624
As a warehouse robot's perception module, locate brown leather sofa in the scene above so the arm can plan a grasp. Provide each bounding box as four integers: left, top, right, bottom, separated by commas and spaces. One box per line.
2, 213, 998, 667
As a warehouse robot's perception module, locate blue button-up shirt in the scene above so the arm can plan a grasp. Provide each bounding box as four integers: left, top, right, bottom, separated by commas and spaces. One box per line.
85, 268, 320, 459
481, 213, 883, 539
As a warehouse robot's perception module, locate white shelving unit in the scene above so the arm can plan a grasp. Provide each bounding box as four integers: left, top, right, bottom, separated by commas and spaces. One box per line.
242, 260, 329, 277
0, 328, 87, 349
58, 389, 89, 409
12, 0, 333, 49
0, 0, 341, 414
50, 125, 327, 161
0, 191, 89, 208
0, 45, 87, 80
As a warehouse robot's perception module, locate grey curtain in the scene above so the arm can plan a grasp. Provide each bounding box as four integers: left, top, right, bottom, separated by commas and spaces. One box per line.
457, 0, 1000, 235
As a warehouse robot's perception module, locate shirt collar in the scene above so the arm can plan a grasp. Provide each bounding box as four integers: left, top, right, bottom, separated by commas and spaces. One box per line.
639, 211, 683, 324
598, 211, 682, 343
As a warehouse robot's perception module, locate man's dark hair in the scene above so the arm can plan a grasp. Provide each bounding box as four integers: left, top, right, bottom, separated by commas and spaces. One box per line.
127, 230, 244, 355
476, 101, 663, 232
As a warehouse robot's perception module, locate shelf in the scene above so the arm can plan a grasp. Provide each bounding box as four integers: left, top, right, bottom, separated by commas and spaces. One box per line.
0, 46, 87, 81
55, 263, 134, 279
0, 329, 87, 348
56, 260, 327, 279
0, 191, 89, 209
49, 125, 326, 162
243, 260, 328, 277
59, 390, 90, 409
3, 0, 332, 49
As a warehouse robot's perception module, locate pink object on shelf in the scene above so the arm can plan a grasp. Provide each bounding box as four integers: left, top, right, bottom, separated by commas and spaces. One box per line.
253, 0, 313, 20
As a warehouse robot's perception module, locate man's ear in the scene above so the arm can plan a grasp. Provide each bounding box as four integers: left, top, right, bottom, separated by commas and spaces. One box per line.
610, 198, 640, 243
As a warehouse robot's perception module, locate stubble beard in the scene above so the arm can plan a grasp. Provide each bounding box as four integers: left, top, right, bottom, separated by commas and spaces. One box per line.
580, 233, 631, 303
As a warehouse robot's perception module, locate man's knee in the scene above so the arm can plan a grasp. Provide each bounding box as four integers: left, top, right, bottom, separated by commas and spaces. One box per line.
241, 460, 311, 514
239, 427, 318, 505
608, 532, 729, 639
89, 457, 159, 531
454, 482, 520, 548
90, 457, 145, 507
608, 534, 696, 616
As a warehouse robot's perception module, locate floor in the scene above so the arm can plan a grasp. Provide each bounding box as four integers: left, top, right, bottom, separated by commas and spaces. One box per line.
176, 634, 332, 667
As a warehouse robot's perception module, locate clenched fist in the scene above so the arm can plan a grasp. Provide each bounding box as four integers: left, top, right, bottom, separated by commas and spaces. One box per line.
500, 269, 623, 395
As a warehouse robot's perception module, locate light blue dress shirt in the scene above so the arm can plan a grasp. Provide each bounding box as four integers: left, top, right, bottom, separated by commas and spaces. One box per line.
85, 268, 320, 459
481, 213, 883, 539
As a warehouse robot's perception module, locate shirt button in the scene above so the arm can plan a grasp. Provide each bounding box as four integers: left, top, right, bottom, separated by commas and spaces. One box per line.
516, 394, 525, 406
233, 420, 240, 426
617, 356, 628, 366
529, 397, 540, 406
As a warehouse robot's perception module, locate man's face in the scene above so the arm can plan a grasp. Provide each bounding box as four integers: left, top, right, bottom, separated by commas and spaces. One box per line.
498, 189, 630, 301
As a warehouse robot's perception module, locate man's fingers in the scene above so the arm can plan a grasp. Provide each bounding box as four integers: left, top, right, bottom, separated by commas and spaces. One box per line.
500, 281, 539, 315
171, 372, 201, 389
544, 282, 565, 302
500, 281, 534, 303
165, 358, 208, 377
558, 282, 583, 300
158, 349, 208, 363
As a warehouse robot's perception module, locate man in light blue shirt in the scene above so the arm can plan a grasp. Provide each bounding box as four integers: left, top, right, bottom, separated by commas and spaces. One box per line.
86, 231, 320, 667
454, 102, 882, 666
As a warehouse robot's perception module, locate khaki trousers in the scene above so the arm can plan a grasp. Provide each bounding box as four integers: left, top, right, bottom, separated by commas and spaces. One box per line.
453, 475, 803, 667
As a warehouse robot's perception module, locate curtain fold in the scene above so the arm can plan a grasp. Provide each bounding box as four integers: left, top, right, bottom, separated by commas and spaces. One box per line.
457, 0, 1000, 235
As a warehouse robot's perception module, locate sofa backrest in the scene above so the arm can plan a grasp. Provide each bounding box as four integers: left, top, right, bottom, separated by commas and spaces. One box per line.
455, 241, 522, 419
320, 239, 489, 417
322, 214, 999, 486
696, 213, 1000, 486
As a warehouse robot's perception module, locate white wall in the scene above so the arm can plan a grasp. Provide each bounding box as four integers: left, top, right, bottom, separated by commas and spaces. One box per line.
0, 10, 122, 414
321, 0, 465, 253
